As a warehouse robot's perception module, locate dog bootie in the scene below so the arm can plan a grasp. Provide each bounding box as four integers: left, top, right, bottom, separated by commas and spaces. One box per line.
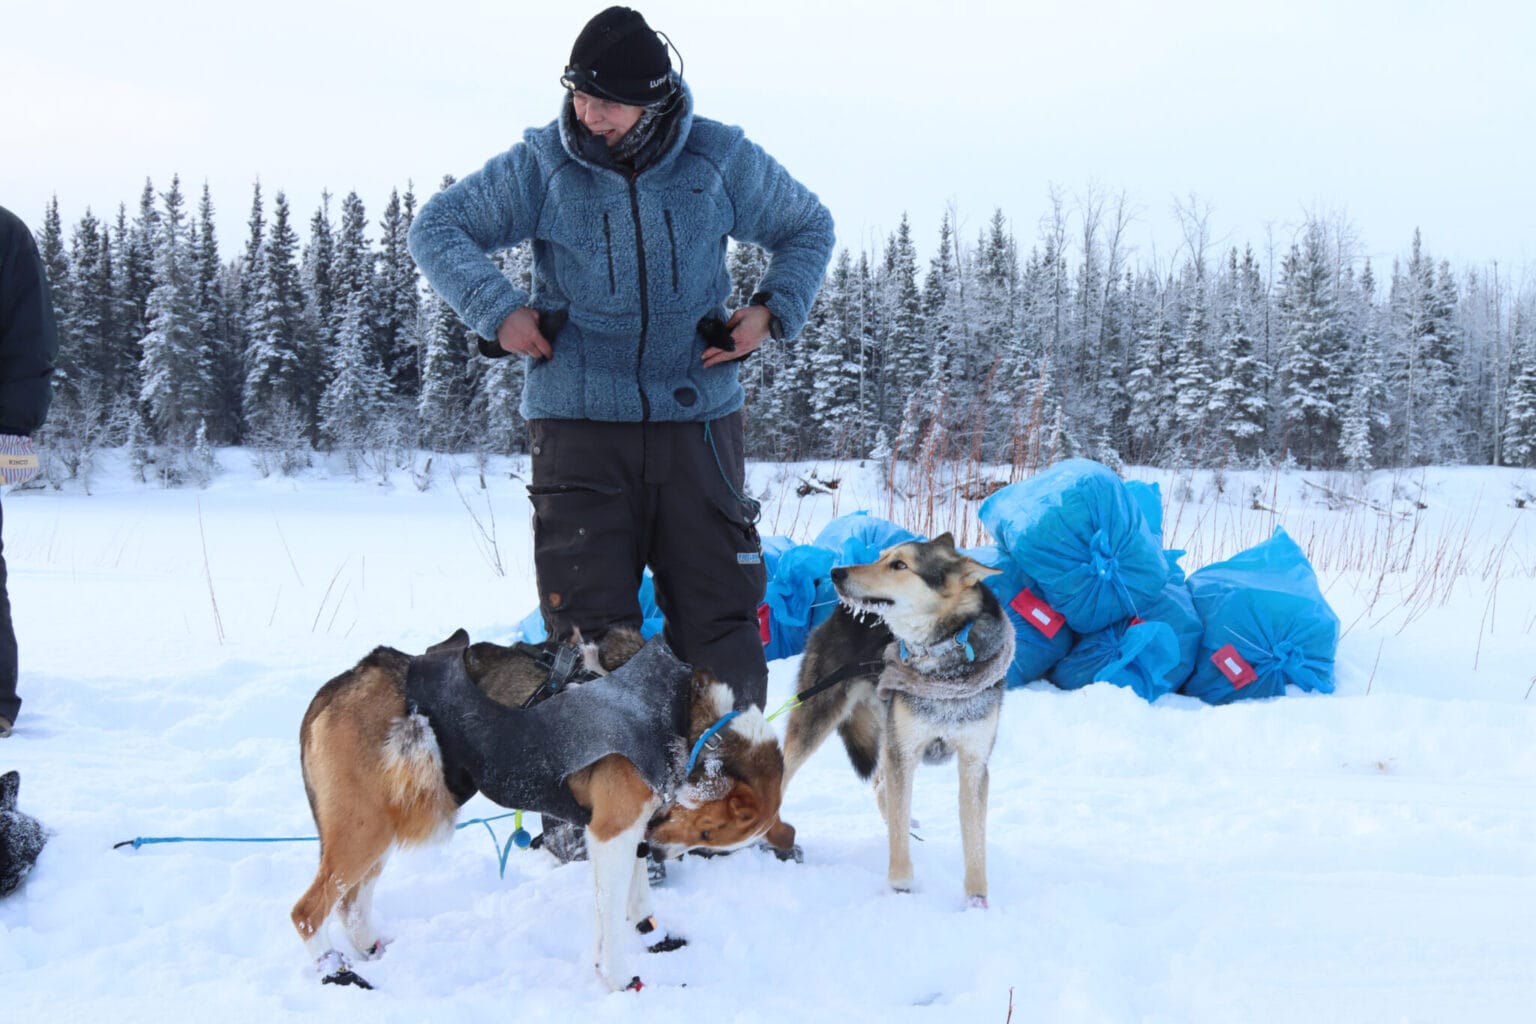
0, 770, 48, 898
532, 819, 588, 864
645, 849, 667, 887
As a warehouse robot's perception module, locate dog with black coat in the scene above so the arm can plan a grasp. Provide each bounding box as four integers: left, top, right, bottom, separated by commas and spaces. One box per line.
0, 770, 48, 898
766, 533, 1013, 907
292, 628, 784, 992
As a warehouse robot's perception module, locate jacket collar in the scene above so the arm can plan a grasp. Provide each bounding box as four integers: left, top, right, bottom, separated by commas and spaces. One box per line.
558, 78, 695, 176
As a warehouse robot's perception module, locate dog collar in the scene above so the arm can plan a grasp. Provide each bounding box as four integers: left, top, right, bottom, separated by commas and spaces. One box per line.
685, 711, 740, 774
898, 621, 976, 664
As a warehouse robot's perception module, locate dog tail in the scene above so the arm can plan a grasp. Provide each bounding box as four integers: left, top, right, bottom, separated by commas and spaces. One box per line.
381, 713, 458, 846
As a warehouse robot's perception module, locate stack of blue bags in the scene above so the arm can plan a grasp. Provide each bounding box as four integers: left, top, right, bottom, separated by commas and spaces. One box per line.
977, 458, 1338, 703
518, 458, 1339, 705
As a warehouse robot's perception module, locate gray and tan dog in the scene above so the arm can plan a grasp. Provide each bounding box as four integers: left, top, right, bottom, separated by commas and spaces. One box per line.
767, 533, 1013, 906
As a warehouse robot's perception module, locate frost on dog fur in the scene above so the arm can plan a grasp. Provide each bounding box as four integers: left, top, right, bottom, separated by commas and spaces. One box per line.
0, 771, 49, 899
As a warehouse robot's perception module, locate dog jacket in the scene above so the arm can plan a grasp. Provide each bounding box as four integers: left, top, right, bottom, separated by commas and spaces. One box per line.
405, 638, 693, 826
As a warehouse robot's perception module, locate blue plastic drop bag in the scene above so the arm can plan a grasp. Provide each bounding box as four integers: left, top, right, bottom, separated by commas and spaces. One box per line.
813, 511, 920, 566
978, 459, 1170, 633
1181, 527, 1340, 703
966, 544, 1073, 688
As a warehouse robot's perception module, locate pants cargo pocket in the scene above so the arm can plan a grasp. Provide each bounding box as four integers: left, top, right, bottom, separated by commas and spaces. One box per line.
527, 483, 641, 634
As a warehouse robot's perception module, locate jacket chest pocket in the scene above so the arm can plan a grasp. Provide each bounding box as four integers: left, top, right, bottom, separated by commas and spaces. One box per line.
541, 191, 637, 315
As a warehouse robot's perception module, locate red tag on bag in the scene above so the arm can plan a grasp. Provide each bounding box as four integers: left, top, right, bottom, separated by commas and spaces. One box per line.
757, 602, 772, 646
1009, 588, 1066, 639
1211, 643, 1258, 688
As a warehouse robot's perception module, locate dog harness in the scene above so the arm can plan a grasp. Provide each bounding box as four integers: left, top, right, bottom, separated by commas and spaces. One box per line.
877, 612, 1016, 705
405, 638, 693, 827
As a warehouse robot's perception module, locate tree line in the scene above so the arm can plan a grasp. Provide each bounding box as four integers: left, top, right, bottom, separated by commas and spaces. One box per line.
28, 178, 1536, 488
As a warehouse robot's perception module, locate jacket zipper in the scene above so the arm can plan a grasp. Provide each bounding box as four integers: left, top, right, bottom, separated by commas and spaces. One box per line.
627, 175, 651, 421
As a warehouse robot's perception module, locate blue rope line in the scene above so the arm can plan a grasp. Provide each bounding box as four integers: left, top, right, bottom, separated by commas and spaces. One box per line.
114, 811, 533, 877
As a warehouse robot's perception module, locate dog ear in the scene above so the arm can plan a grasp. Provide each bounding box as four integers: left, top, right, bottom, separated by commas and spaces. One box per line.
690, 669, 719, 701
726, 781, 762, 824
960, 556, 1003, 587
426, 628, 471, 654
932, 531, 957, 550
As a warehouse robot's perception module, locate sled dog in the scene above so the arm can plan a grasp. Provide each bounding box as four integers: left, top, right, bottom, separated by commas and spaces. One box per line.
292, 629, 783, 992
767, 534, 1013, 906
0, 770, 49, 898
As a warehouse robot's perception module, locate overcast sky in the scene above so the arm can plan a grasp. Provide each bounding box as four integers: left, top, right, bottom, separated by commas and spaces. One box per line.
5, 0, 1533, 284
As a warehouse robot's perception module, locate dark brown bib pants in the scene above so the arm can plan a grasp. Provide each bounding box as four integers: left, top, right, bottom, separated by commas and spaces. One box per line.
527, 410, 768, 708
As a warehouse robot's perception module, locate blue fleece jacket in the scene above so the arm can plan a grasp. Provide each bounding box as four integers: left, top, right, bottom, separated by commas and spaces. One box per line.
408, 83, 835, 423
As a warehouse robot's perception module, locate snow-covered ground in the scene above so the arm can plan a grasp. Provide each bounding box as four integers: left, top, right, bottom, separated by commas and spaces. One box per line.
2, 452, 1532, 1023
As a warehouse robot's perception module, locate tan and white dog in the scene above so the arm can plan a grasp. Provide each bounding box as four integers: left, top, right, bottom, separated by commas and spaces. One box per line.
292, 629, 783, 991
767, 534, 1013, 906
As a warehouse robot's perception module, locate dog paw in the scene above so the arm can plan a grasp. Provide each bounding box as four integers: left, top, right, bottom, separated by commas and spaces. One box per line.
966, 895, 989, 910
359, 937, 392, 960
889, 883, 914, 895
321, 969, 375, 990
755, 839, 803, 863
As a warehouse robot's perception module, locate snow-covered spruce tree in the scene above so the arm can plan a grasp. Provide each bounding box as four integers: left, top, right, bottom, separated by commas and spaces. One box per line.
1168, 261, 1214, 459
975, 210, 1027, 461
1208, 247, 1271, 463
191, 184, 241, 444
330, 191, 376, 372
1455, 266, 1512, 466
817, 249, 876, 457
802, 269, 852, 458
1274, 222, 1347, 467
1125, 269, 1174, 465
58, 209, 108, 408
377, 186, 422, 400
417, 285, 474, 452
1071, 191, 1134, 465
125, 405, 151, 484
1335, 261, 1390, 471
303, 192, 337, 351
1502, 305, 1536, 466
121, 179, 159, 349
319, 291, 392, 472
139, 175, 200, 448
242, 192, 315, 447
877, 215, 923, 444
920, 210, 961, 406
187, 420, 218, 487
37, 198, 71, 336
1385, 230, 1462, 465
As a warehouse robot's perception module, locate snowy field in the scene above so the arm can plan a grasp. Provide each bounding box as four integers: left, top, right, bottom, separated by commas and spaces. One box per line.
1, 452, 1532, 1023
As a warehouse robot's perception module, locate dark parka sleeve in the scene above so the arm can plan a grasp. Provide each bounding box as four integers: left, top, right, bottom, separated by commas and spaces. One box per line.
0, 208, 59, 437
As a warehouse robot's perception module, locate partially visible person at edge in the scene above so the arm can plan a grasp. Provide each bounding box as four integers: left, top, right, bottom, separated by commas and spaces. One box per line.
0, 206, 59, 739
408, 9, 834, 714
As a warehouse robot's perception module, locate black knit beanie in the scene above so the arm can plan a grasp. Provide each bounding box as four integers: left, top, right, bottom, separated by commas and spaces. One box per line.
563, 6, 673, 106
